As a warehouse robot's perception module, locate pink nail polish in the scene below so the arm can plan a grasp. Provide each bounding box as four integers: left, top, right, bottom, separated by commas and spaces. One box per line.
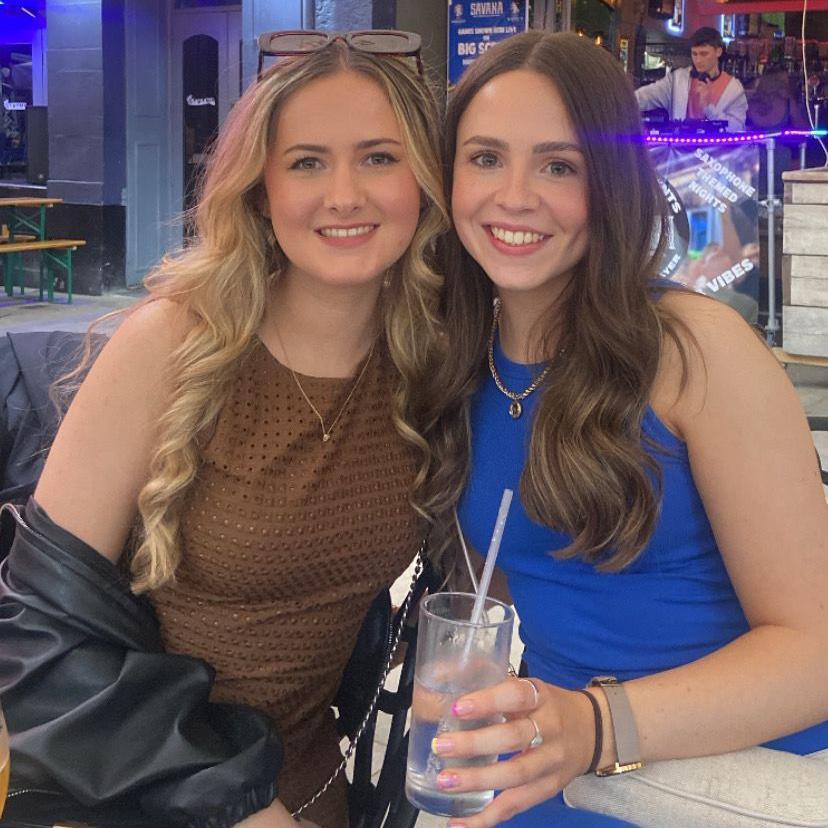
452, 699, 473, 716
437, 772, 460, 789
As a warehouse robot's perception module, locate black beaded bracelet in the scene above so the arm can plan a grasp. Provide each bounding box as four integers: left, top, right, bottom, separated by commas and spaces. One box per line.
575, 688, 603, 775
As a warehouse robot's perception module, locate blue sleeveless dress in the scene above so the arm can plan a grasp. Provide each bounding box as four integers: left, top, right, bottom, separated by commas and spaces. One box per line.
457, 334, 828, 826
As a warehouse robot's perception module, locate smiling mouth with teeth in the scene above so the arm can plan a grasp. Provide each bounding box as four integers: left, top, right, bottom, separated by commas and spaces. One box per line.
318, 225, 376, 238
489, 226, 548, 246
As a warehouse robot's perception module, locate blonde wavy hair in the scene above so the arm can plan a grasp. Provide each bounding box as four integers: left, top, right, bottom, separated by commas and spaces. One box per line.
85, 43, 448, 592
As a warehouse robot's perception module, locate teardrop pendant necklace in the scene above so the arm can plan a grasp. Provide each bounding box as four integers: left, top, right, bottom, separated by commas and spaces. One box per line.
273, 327, 376, 442
486, 298, 555, 420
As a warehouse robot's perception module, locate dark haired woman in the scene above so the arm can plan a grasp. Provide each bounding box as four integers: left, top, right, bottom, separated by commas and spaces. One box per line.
423, 30, 828, 827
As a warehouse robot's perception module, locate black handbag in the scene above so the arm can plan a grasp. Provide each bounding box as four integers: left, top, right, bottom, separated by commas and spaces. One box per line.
290, 541, 428, 822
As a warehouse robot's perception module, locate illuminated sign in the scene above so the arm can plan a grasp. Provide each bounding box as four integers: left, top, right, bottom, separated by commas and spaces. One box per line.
448, 0, 529, 88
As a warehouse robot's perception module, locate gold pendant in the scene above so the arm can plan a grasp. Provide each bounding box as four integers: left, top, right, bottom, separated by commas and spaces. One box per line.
322, 432, 331, 442
509, 400, 522, 419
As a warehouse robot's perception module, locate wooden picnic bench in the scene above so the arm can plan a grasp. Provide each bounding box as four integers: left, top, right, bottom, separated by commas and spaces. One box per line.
0, 238, 87, 303
0, 196, 63, 240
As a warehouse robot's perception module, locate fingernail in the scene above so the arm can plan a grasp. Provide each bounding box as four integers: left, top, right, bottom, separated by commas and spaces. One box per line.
449, 823, 468, 828
432, 736, 453, 754
437, 771, 460, 789
452, 699, 473, 716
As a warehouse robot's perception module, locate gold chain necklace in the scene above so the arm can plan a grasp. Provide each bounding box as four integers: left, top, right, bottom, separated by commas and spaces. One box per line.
487, 298, 553, 420
273, 328, 377, 442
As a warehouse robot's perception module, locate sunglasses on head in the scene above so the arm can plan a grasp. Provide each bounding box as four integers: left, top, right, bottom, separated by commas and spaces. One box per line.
256, 29, 424, 80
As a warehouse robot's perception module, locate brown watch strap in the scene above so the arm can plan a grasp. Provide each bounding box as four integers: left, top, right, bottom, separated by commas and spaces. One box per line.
589, 676, 643, 775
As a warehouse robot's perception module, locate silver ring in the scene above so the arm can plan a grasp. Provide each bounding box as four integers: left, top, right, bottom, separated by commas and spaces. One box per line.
518, 677, 540, 709
527, 716, 543, 749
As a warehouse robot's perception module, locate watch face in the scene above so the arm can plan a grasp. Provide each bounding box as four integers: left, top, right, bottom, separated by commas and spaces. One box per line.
591, 675, 619, 685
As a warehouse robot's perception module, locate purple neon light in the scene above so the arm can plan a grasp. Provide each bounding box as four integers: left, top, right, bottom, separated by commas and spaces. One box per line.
645, 129, 827, 145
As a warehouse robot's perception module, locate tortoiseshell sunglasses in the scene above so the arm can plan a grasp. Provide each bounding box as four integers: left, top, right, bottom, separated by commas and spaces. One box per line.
256, 29, 424, 80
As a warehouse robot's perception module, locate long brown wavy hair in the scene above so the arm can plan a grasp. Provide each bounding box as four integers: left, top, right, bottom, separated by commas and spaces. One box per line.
62, 43, 449, 592
423, 31, 691, 572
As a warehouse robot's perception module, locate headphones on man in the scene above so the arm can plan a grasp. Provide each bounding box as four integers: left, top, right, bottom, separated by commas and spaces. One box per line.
690, 67, 719, 83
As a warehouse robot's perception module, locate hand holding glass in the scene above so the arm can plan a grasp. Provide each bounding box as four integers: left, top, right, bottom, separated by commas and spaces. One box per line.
405, 592, 514, 817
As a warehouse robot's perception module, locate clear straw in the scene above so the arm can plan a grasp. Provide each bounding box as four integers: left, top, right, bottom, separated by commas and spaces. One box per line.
469, 488, 513, 625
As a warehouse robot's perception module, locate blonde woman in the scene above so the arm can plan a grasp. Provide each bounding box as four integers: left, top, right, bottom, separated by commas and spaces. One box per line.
0, 32, 447, 828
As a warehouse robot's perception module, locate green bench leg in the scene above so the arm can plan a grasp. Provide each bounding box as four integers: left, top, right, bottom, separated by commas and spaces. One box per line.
2, 256, 10, 297
0, 253, 25, 296
14, 252, 23, 296
1, 251, 28, 296
41, 248, 75, 303
3, 247, 77, 304
36, 250, 51, 302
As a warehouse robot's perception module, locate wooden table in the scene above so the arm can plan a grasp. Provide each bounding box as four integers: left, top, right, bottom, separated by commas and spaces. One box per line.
0, 197, 63, 241
0, 198, 83, 303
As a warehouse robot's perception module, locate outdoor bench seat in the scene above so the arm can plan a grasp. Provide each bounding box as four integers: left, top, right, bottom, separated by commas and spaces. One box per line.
0, 238, 87, 303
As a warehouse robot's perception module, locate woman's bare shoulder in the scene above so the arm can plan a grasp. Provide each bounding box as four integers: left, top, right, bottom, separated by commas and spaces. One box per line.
651, 290, 778, 436
109, 296, 192, 358
34, 297, 193, 561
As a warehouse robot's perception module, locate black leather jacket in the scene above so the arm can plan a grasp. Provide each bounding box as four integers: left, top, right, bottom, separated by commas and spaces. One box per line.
0, 331, 106, 505
0, 499, 283, 828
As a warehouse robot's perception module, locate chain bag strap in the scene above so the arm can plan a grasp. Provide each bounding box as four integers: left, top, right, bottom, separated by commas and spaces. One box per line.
291, 539, 427, 820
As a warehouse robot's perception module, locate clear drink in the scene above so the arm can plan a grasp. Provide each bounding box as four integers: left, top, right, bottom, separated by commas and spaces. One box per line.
405, 593, 514, 817
406, 670, 501, 816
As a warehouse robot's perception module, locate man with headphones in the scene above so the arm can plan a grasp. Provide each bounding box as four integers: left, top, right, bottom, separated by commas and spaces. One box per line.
636, 27, 747, 131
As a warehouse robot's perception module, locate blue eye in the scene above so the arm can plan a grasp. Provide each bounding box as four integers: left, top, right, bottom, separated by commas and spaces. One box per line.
545, 161, 575, 176
290, 157, 322, 171
470, 151, 499, 169
365, 152, 398, 166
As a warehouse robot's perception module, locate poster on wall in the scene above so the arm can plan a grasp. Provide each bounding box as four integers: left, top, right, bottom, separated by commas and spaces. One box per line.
1, 45, 32, 172
447, 1, 529, 89
650, 143, 761, 317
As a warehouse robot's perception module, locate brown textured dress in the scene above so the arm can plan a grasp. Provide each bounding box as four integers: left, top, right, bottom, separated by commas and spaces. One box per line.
150, 338, 421, 827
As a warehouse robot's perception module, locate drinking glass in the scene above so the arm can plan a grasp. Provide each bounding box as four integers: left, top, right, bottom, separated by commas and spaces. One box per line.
0, 699, 9, 818
405, 592, 514, 817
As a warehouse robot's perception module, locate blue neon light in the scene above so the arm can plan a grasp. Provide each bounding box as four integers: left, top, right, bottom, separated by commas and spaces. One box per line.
645, 129, 828, 145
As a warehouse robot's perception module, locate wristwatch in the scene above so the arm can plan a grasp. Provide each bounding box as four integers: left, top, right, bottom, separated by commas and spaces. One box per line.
589, 676, 644, 776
